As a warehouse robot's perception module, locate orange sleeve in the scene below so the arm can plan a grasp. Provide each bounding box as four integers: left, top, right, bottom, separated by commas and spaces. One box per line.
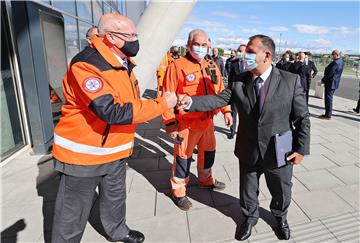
70, 62, 169, 125
161, 62, 179, 125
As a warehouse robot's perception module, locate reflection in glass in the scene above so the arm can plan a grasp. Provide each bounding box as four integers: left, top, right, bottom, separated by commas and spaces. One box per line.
63, 16, 79, 64
103, 2, 111, 14
79, 21, 93, 50
1, 16, 25, 159
76, 0, 92, 22
92, 0, 103, 24
52, 1, 76, 16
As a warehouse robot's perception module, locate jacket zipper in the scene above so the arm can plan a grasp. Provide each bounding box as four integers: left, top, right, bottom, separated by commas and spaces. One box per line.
101, 124, 110, 147
199, 63, 210, 118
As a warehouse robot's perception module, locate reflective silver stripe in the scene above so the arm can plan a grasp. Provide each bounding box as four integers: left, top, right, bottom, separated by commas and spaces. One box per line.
54, 133, 133, 156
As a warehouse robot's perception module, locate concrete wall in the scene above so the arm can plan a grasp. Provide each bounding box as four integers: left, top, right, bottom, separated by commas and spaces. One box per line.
134, 0, 196, 95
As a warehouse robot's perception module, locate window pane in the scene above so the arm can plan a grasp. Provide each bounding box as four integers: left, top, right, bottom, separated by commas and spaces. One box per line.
52, 1, 76, 16
79, 21, 93, 50
92, 0, 103, 25
76, 0, 92, 22
1, 18, 25, 159
63, 16, 79, 64
103, 3, 111, 14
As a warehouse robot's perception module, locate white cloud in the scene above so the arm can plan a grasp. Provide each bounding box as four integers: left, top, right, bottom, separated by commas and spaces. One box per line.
240, 28, 259, 34
293, 24, 358, 36
248, 15, 261, 24
173, 38, 187, 46
211, 11, 239, 19
215, 36, 248, 50
313, 38, 332, 47
268, 26, 289, 32
293, 24, 330, 34
187, 17, 225, 28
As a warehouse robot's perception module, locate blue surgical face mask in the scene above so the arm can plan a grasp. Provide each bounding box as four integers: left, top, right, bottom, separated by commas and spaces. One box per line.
192, 45, 207, 59
244, 52, 257, 71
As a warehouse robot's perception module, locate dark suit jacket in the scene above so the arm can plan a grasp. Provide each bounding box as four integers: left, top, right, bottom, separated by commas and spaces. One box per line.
322, 58, 344, 90
189, 66, 310, 169
306, 60, 318, 79
289, 61, 311, 91
228, 58, 245, 88
276, 59, 291, 71
212, 55, 225, 77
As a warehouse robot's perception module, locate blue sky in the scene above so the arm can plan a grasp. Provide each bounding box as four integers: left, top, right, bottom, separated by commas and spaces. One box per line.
173, 1, 360, 54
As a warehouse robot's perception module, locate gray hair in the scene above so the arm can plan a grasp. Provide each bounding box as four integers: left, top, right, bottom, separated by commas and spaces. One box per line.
187, 29, 208, 44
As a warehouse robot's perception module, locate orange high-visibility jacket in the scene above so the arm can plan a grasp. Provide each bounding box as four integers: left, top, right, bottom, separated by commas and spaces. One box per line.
52, 36, 168, 165
162, 52, 230, 130
156, 51, 174, 89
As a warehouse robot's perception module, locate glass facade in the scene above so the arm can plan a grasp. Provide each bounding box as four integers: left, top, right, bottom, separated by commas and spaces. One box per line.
37, 0, 125, 63
1, 10, 26, 159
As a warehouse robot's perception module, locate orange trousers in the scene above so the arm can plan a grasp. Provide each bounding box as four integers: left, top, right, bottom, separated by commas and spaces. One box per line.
171, 122, 216, 197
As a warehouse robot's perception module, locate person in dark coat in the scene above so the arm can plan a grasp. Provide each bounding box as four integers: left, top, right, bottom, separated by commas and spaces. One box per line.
319, 49, 344, 119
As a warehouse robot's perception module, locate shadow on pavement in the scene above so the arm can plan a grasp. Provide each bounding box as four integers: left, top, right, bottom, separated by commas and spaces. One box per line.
1, 219, 26, 243
129, 118, 277, 240
308, 104, 360, 122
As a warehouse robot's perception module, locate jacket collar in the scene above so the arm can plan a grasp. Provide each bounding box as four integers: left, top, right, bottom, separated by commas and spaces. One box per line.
91, 35, 136, 69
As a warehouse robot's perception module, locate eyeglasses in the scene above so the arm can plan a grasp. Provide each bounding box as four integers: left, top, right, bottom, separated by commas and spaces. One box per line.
108, 31, 138, 40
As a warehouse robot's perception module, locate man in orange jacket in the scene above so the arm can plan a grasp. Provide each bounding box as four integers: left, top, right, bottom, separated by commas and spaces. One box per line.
156, 46, 180, 95
51, 13, 177, 243
162, 29, 233, 211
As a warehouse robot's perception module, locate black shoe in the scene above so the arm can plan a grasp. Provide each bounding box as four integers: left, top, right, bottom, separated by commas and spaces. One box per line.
319, 114, 331, 120
199, 180, 226, 191
228, 133, 235, 139
118, 230, 145, 243
353, 108, 359, 114
274, 219, 291, 240
237, 221, 256, 241
172, 195, 193, 211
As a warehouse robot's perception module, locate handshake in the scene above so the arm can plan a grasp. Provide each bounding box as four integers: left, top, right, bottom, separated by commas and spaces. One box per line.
163, 92, 191, 110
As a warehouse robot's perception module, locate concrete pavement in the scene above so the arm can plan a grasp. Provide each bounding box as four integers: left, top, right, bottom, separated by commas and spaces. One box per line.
1, 90, 359, 242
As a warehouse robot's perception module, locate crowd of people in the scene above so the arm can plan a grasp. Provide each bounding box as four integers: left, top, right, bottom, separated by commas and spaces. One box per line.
50, 12, 348, 243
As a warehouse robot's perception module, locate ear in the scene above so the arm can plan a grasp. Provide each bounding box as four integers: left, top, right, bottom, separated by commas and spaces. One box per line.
105, 33, 115, 45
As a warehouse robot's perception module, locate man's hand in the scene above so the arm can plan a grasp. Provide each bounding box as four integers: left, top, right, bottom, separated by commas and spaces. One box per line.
224, 112, 233, 127
165, 123, 178, 138
286, 152, 304, 165
163, 91, 177, 108
177, 94, 192, 110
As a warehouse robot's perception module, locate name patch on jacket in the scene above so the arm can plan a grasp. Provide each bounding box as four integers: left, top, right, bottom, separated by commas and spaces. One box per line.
82, 77, 103, 93
186, 73, 196, 82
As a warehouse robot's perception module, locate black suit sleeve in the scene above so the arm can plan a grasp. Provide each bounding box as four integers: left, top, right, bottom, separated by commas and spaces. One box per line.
311, 61, 318, 78
290, 76, 310, 155
188, 87, 233, 112
89, 94, 133, 125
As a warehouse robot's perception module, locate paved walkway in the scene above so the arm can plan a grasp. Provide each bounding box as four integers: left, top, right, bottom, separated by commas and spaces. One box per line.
1, 90, 359, 242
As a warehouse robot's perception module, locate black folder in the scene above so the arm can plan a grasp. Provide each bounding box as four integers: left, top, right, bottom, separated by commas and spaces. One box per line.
274, 130, 293, 167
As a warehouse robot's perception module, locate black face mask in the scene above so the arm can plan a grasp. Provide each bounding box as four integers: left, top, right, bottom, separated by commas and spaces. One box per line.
120, 40, 139, 57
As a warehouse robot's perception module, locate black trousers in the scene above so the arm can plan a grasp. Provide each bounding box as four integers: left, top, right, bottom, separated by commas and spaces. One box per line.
52, 160, 129, 243
230, 103, 238, 136
239, 161, 293, 224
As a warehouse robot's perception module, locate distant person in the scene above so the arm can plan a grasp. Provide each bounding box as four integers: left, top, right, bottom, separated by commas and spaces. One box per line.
225, 50, 236, 77
304, 52, 318, 99
212, 47, 225, 77
319, 49, 344, 120
276, 52, 291, 71
227, 44, 246, 139
353, 66, 360, 114
289, 52, 311, 103
86, 26, 98, 45
204, 38, 212, 61
156, 46, 179, 95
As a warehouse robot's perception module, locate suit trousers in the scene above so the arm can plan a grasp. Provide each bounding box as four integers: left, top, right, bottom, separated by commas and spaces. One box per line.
239, 161, 293, 224
51, 159, 129, 243
230, 103, 238, 136
324, 87, 336, 117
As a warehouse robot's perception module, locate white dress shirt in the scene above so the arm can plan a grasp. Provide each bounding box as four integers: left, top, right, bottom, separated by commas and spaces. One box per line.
252, 65, 272, 111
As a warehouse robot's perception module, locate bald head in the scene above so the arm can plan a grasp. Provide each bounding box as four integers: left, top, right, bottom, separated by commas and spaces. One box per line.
331, 49, 341, 59
98, 13, 136, 36
299, 52, 305, 62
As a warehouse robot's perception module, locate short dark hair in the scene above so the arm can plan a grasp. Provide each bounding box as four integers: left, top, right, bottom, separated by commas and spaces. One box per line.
249, 34, 275, 57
